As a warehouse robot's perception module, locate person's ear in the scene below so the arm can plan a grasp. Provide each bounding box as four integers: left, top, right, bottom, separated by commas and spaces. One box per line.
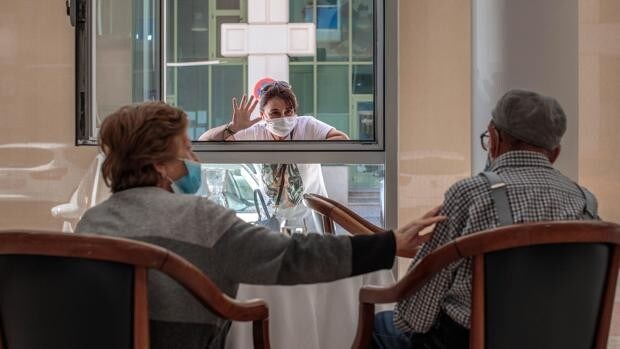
549, 146, 561, 163
153, 162, 168, 180
488, 125, 500, 159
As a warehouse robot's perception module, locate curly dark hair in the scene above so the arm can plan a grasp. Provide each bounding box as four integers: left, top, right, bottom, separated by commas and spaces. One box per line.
99, 101, 188, 192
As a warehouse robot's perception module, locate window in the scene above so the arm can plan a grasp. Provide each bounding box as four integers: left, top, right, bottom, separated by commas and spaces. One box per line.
73, 0, 397, 228
76, 0, 380, 145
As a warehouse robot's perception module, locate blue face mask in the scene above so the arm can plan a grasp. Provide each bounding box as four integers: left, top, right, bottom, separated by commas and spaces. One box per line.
170, 159, 202, 194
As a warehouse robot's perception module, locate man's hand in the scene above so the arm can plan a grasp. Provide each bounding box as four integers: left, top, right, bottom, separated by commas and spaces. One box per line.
394, 206, 447, 257
230, 94, 260, 133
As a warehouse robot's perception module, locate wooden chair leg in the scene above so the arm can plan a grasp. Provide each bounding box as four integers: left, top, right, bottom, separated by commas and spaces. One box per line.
595, 247, 620, 349
351, 302, 375, 349
134, 267, 150, 349
253, 318, 271, 349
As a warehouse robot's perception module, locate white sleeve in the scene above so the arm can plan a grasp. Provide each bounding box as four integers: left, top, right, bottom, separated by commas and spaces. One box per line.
232, 124, 264, 140
302, 116, 334, 140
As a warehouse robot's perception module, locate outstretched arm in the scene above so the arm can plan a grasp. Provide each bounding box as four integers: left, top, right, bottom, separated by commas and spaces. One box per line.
197, 95, 260, 141
326, 128, 350, 140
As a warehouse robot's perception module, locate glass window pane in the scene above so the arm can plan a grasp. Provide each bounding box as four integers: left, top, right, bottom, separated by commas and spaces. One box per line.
212, 65, 245, 129
356, 101, 374, 140
86, 0, 378, 144
352, 0, 373, 61
317, 66, 348, 113
317, 65, 348, 133
216, 16, 242, 59
95, 0, 160, 127
290, 65, 315, 116
217, 0, 241, 10
290, 0, 314, 63
352, 64, 373, 94
316, 0, 350, 62
168, 1, 210, 61
166, 66, 210, 140
196, 163, 385, 229
132, 1, 161, 102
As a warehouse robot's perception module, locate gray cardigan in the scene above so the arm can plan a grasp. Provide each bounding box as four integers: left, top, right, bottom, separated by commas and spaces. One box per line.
76, 187, 395, 349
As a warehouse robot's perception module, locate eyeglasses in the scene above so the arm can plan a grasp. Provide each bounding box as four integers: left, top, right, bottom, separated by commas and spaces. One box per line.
259, 80, 291, 95
480, 130, 490, 151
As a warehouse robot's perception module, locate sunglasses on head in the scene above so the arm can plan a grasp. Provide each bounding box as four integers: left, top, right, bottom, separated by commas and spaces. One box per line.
260, 80, 291, 95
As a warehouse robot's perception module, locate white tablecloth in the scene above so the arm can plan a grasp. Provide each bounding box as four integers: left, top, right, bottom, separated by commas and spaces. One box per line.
226, 270, 395, 349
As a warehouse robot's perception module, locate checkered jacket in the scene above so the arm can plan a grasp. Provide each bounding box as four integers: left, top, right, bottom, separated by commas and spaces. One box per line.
394, 151, 599, 332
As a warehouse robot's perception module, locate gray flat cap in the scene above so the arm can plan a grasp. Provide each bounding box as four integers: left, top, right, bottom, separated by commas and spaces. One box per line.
491, 89, 567, 150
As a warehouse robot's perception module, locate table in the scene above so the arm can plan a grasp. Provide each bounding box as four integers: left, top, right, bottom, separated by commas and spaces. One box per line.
226, 269, 395, 349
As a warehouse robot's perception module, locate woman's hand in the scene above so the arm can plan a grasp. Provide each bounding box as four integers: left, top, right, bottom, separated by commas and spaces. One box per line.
394, 206, 447, 257
230, 95, 260, 132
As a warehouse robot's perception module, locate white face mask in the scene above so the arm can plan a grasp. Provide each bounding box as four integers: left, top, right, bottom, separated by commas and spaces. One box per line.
265, 116, 298, 137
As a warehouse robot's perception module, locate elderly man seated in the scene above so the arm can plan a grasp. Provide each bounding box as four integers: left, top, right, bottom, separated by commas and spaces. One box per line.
371, 89, 599, 349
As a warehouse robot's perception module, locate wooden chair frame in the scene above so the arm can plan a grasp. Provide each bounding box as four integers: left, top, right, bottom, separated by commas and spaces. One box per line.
350, 221, 620, 349
303, 193, 383, 235
0, 230, 271, 349
303, 193, 420, 257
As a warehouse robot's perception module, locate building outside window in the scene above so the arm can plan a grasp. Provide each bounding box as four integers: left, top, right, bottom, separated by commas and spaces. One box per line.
74, 0, 395, 229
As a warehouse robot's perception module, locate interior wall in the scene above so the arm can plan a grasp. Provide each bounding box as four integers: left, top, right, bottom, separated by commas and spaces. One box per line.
579, 0, 620, 223
0, 1, 96, 230
397, 0, 472, 275
579, 0, 620, 345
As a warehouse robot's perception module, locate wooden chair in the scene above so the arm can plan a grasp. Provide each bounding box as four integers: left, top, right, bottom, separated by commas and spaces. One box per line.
351, 221, 620, 349
0, 231, 270, 349
303, 193, 383, 235
303, 193, 422, 258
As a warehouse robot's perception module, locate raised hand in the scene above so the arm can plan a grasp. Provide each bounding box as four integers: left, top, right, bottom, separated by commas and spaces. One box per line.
230, 94, 260, 132
394, 205, 447, 257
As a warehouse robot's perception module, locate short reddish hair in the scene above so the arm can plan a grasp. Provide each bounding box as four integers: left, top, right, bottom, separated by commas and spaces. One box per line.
99, 101, 188, 192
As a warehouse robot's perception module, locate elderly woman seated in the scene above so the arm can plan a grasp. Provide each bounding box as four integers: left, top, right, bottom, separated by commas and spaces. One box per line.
75, 101, 445, 349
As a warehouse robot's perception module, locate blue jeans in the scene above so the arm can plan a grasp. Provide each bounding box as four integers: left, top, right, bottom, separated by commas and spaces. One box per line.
371, 311, 419, 348
371, 311, 470, 349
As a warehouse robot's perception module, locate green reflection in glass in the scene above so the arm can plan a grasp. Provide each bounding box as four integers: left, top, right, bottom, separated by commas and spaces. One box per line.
212, 65, 244, 128
317, 66, 348, 113
352, 65, 373, 94
317, 65, 349, 134
316, 0, 349, 62
290, 65, 315, 116
216, 0, 241, 10
352, 0, 373, 61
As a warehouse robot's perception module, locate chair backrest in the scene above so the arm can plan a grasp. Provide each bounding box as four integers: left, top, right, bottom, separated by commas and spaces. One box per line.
0, 255, 134, 349
0, 231, 270, 349
302, 193, 383, 235
351, 221, 620, 349
483, 243, 610, 349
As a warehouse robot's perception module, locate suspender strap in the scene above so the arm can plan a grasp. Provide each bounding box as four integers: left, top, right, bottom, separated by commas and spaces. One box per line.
481, 171, 514, 227
575, 184, 598, 219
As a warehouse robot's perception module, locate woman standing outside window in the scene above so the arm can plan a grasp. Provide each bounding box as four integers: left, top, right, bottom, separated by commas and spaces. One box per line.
199, 81, 349, 232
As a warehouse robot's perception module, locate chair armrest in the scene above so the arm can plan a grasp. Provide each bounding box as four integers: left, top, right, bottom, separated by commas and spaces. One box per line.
160, 251, 271, 348
303, 193, 381, 235
351, 241, 461, 349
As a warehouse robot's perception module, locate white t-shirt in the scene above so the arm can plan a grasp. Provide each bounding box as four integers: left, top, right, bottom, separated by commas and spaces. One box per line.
233, 116, 333, 232
232, 115, 333, 141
